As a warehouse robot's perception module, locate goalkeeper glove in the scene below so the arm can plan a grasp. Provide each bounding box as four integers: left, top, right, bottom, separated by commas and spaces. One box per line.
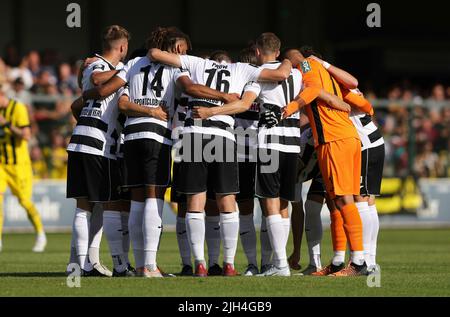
258, 107, 282, 128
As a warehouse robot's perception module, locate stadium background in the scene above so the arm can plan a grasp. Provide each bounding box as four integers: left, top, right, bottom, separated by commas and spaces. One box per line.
1, 0, 449, 231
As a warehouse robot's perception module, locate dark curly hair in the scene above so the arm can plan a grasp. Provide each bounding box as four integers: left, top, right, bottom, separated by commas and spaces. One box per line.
146, 26, 192, 52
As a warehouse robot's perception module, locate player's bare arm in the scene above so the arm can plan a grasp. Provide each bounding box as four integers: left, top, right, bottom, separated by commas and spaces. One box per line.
83, 76, 126, 100
77, 56, 100, 89
0, 115, 31, 141
192, 91, 257, 119
177, 76, 240, 103
318, 90, 351, 112
309, 55, 358, 89
91, 70, 120, 86
258, 59, 292, 82
118, 95, 168, 121
70, 96, 84, 121
148, 48, 182, 68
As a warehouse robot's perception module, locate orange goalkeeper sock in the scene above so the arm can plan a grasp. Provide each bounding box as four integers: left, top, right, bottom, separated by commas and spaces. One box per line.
330, 209, 347, 252
341, 204, 364, 252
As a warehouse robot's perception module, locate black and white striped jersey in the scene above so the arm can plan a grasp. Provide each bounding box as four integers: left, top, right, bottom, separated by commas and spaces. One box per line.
234, 102, 260, 162
179, 55, 262, 141
172, 94, 189, 163
116, 56, 188, 146
116, 133, 125, 159
67, 55, 124, 159
297, 127, 320, 182
350, 110, 385, 151
244, 62, 303, 154
115, 109, 127, 159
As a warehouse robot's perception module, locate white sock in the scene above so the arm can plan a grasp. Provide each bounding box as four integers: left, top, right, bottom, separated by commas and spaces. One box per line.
369, 204, 380, 266
239, 213, 257, 266
120, 212, 130, 265
332, 250, 346, 266
351, 251, 365, 266
143, 198, 164, 270
205, 216, 221, 267
176, 217, 191, 266
103, 210, 127, 272
186, 212, 206, 265
356, 201, 372, 266
220, 212, 239, 266
282, 217, 290, 248
260, 216, 272, 267
129, 201, 145, 268
266, 214, 288, 268
88, 206, 103, 266
305, 200, 323, 268
72, 208, 92, 271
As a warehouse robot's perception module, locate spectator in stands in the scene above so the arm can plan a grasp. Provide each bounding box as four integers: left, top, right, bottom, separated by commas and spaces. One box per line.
30, 144, 48, 179
44, 129, 68, 179
8, 56, 34, 89
414, 141, 440, 178
7, 77, 32, 106
31, 69, 57, 94
430, 83, 446, 102
27, 50, 42, 82
57, 63, 78, 94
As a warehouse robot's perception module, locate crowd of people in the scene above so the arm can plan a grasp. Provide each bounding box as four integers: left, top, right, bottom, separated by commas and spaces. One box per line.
0, 49, 80, 179
0, 47, 449, 180
369, 83, 450, 178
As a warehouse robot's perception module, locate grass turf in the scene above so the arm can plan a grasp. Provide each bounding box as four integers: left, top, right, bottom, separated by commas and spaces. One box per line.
0, 228, 449, 296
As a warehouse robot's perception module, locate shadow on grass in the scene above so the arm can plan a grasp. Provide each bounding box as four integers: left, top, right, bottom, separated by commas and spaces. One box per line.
0, 272, 67, 278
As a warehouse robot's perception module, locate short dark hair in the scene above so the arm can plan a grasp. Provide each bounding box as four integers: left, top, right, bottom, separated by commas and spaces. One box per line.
255, 32, 281, 55
239, 46, 257, 64
102, 25, 130, 50
280, 47, 300, 61
299, 45, 323, 59
210, 50, 232, 63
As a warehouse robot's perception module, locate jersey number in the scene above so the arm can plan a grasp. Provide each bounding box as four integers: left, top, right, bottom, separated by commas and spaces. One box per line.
205, 68, 230, 93
140, 65, 165, 97
281, 75, 295, 105
86, 100, 101, 108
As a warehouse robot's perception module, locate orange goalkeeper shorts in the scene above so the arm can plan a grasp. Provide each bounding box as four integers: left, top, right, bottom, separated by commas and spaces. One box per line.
316, 137, 361, 199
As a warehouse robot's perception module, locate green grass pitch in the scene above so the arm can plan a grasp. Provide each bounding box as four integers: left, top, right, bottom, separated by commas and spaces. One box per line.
0, 228, 449, 296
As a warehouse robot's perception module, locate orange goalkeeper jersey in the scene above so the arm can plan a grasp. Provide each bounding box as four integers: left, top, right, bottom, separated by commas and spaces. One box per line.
297, 58, 359, 146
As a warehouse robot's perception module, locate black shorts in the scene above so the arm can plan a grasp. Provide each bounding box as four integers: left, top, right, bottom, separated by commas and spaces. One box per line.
171, 161, 187, 203
117, 157, 131, 201
177, 133, 239, 195
66, 151, 120, 202
124, 139, 172, 188
309, 176, 326, 195
360, 145, 385, 196
236, 162, 256, 202
204, 177, 223, 201
256, 150, 299, 202
293, 169, 326, 202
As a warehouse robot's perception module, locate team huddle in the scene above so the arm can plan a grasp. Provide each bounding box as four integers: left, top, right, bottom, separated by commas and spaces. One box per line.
66, 25, 384, 278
